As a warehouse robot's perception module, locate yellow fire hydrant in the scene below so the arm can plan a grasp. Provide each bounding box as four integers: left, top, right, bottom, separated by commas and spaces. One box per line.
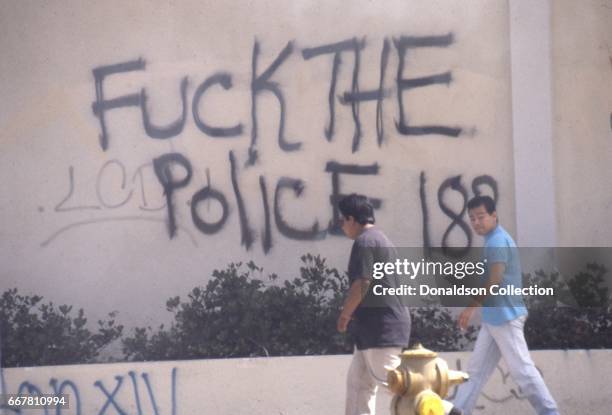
386, 344, 469, 415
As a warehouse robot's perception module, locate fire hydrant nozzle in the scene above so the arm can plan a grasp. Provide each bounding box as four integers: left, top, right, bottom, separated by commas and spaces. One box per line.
387, 368, 407, 395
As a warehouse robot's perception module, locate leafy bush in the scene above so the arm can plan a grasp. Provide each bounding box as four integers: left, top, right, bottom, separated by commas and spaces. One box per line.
410, 305, 478, 351
122, 255, 352, 360
524, 263, 612, 349
6, 259, 610, 367
122, 254, 479, 361
0, 289, 123, 367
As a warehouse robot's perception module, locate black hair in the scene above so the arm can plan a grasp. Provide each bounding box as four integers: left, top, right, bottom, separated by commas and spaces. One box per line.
467, 195, 496, 214
338, 193, 375, 225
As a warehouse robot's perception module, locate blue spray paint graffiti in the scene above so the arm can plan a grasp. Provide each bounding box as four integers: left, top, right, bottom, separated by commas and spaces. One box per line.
3, 368, 177, 415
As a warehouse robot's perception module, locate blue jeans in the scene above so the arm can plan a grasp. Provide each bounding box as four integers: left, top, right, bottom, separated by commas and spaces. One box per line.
453, 315, 559, 415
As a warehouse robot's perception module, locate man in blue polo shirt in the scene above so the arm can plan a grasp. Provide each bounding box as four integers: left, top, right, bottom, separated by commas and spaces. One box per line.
452, 196, 559, 415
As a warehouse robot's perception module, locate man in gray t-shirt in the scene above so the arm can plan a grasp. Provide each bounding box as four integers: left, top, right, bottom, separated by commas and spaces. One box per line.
347, 227, 411, 349
337, 194, 410, 415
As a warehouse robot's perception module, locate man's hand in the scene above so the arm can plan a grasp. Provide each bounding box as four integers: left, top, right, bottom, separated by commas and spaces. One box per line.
458, 306, 476, 330
457, 262, 505, 330
337, 312, 352, 333
337, 279, 369, 333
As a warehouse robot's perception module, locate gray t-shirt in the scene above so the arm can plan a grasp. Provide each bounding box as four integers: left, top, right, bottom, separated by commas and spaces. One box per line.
347, 227, 411, 350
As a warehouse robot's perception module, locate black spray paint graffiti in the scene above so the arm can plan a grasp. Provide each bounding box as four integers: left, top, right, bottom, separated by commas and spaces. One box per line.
52, 32, 482, 252
249, 41, 301, 164
192, 73, 243, 138
394, 34, 461, 137
419, 172, 498, 258
274, 177, 326, 241
2, 368, 177, 415
91, 34, 464, 161
150, 152, 376, 252
92, 59, 189, 150
190, 169, 230, 236
153, 153, 193, 240
303, 38, 364, 148
46, 155, 388, 252
46, 157, 500, 255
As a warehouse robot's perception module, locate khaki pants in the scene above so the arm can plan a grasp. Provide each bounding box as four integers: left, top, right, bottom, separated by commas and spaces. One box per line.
345, 347, 401, 415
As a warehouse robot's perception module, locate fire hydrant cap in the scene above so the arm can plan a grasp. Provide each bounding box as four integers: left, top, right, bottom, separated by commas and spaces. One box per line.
417, 393, 444, 415
401, 343, 438, 359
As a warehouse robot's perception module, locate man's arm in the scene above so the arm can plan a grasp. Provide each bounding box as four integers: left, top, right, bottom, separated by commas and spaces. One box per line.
337, 278, 371, 333
458, 262, 505, 330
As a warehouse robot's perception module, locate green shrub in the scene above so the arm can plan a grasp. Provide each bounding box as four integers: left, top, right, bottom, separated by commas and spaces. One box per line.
122, 254, 352, 360
0, 289, 123, 367
122, 254, 479, 361
410, 305, 478, 351
524, 263, 612, 349
6, 259, 610, 367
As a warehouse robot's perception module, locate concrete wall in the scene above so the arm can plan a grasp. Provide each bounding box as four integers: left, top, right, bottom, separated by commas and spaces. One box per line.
552, 0, 612, 246
1, 8, 611, 415
0, 0, 515, 327
3, 350, 612, 414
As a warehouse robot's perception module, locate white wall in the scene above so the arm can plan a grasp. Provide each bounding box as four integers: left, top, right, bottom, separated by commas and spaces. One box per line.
0, 0, 515, 328
551, 0, 612, 246
3, 350, 612, 415
509, 0, 557, 247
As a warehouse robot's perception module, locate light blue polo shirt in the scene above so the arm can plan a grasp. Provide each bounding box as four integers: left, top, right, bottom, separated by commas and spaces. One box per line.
481, 225, 527, 325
